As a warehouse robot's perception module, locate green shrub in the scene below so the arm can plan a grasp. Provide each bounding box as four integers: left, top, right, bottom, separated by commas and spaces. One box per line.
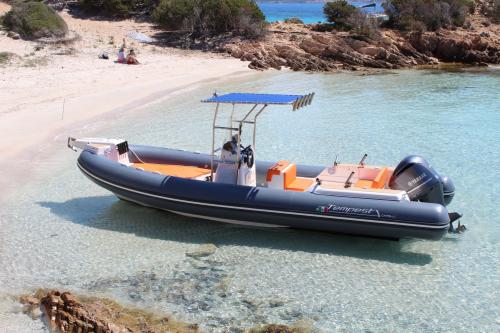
324, 0, 357, 29
152, 0, 265, 38
0, 52, 16, 65
284, 17, 304, 24
3, 1, 68, 39
311, 23, 336, 32
383, 0, 475, 31
77, 0, 158, 18
346, 10, 379, 37
78, 0, 135, 17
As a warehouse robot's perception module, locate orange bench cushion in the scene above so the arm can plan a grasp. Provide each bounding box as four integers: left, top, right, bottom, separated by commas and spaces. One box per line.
355, 167, 389, 189
355, 179, 375, 189
133, 163, 210, 179
286, 177, 315, 192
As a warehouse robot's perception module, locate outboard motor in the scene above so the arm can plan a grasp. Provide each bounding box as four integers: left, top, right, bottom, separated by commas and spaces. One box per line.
389, 156, 454, 206
441, 175, 456, 206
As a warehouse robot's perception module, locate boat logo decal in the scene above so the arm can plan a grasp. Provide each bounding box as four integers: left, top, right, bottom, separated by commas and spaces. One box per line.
316, 203, 381, 218
408, 173, 428, 187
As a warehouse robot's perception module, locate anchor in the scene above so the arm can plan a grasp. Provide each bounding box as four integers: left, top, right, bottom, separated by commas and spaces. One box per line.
448, 212, 466, 233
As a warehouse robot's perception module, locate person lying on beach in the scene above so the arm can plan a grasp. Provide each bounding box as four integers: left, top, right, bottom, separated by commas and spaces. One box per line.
117, 47, 126, 63
126, 49, 139, 65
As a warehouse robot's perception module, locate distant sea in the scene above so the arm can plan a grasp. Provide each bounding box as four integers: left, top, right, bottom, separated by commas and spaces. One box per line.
257, 1, 385, 23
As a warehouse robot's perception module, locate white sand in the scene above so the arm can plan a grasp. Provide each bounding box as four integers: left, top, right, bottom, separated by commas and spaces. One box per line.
0, 3, 253, 196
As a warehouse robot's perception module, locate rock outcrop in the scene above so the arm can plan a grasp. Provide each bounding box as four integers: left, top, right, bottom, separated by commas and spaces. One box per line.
220, 22, 500, 71
20, 290, 201, 333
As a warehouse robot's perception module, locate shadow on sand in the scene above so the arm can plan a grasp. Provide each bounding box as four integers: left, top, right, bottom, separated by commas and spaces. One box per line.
38, 195, 433, 266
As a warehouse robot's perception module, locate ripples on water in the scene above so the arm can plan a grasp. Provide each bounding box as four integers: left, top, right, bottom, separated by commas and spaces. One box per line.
0, 68, 499, 332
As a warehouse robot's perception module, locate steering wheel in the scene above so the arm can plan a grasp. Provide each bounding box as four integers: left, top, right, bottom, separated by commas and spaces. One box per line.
240, 145, 255, 168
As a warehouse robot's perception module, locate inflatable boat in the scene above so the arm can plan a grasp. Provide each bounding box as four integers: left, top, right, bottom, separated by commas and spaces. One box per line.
68, 92, 462, 240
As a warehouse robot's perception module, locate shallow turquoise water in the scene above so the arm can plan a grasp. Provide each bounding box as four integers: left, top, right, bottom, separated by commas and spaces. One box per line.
0, 68, 499, 332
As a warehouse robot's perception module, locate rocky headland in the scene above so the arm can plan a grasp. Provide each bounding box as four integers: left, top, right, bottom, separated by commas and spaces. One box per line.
220, 20, 500, 71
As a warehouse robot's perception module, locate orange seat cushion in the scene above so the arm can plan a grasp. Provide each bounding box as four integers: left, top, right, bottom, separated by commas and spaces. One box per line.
372, 167, 389, 189
355, 179, 375, 189
267, 160, 291, 182
355, 167, 389, 189
133, 163, 210, 179
286, 177, 315, 192
283, 163, 297, 188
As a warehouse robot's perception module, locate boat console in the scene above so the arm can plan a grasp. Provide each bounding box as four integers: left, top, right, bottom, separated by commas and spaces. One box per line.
68, 137, 131, 165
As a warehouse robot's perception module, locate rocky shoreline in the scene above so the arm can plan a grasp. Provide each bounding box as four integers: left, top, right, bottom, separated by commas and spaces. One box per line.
219, 20, 500, 72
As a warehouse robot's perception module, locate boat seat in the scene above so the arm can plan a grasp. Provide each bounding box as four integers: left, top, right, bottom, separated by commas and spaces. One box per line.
133, 163, 211, 179
266, 160, 291, 182
267, 160, 314, 192
355, 167, 389, 189
283, 163, 314, 192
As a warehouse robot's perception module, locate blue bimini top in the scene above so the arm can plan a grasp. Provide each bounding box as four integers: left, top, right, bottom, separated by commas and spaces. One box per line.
202, 92, 314, 110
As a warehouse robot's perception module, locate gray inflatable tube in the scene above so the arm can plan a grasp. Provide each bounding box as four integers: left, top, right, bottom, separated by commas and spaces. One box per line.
77, 145, 450, 240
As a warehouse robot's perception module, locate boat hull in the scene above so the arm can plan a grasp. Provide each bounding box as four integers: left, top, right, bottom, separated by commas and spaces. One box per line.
77, 146, 451, 240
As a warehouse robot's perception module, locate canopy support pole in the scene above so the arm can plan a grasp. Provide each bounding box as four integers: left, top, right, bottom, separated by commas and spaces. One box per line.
210, 103, 220, 181
252, 105, 267, 155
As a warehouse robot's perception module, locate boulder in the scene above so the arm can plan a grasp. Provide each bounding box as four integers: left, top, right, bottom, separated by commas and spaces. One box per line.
299, 38, 326, 56
358, 46, 387, 59
347, 38, 370, 51
186, 243, 217, 258
311, 33, 331, 45
435, 38, 467, 61
471, 36, 488, 51
408, 33, 439, 55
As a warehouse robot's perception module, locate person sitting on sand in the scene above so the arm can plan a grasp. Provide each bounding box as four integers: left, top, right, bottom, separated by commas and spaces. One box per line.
117, 47, 126, 63
126, 49, 139, 65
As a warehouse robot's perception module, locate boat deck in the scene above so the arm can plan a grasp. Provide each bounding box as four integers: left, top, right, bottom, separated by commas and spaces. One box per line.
131, 161, 406, 200
133, 163, 211, 179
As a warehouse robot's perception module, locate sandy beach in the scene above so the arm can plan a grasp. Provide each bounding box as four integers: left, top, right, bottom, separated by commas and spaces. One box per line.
0, 3, 253, 197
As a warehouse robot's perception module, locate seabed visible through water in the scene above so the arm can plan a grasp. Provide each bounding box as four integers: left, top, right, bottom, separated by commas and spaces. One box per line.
0, 68, 499, 332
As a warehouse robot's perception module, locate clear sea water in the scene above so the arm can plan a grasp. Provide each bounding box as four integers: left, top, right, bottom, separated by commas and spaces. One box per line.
258, 1, 385, 23
1, 68, 499, 332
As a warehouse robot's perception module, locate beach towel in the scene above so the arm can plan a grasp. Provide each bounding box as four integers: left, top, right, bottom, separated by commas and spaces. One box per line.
127, 32, 154, 43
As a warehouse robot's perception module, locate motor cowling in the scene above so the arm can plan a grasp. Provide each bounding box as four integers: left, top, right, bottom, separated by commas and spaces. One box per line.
441, 175, 455, 206
389, 156, 454, 206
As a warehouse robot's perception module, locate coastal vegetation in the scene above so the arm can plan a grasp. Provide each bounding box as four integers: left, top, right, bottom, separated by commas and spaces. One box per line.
77, 0, 156, 18
284, 17, 304, 24
323, 0, 378, 37
323, 0, 357, 29
76, 0, 266, 38
2, 1, 68, 39
152, 0, 266, 38
382, 0, 476, 31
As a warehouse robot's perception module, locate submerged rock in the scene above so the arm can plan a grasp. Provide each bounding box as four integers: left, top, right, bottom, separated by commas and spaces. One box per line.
186, 243, 217, 258
247, 320, 317, 333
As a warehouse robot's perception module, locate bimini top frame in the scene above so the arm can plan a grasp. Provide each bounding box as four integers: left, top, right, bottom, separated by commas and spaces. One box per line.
202, 92, 315, 180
